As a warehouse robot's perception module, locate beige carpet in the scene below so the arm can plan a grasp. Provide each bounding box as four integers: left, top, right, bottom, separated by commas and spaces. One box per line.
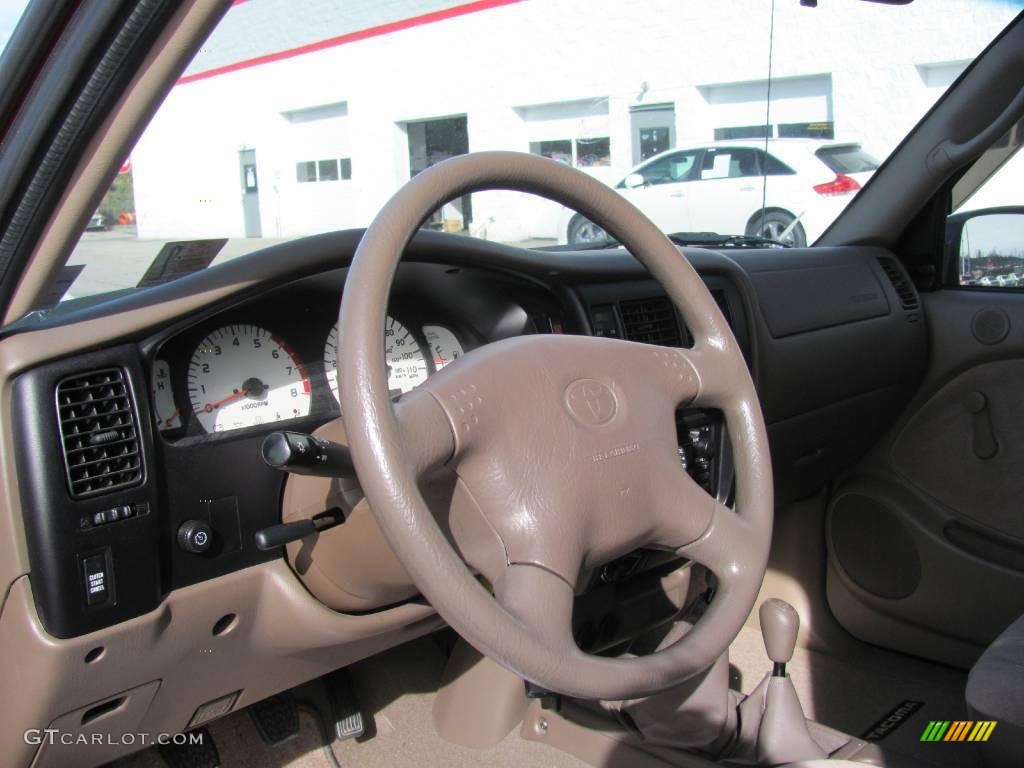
110, 706, 334, 768
111, 635, 587, 768
728, 624, 977, 768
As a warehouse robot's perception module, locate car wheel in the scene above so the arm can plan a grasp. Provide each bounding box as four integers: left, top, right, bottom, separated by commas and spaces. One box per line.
568, 215, 609, 245
748, 211, 806, 248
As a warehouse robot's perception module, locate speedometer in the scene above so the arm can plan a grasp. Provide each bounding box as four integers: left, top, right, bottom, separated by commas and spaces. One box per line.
188, 324, 311, 433
324, 316, 429, 402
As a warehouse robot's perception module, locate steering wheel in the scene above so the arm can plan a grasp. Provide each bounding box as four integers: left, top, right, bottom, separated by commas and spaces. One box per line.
338, 151, 772, 701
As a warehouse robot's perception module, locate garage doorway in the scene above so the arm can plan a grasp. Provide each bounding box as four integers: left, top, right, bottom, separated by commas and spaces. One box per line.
407, 116, 470, 230
630, 103, 676, 164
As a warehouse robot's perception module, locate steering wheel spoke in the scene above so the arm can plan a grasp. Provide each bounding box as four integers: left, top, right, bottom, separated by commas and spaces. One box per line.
678, 342, 742, 410
675, 499, 759, 590
495, 563, 579, 657
646, 456, 720, 551
393, 388, 457, 475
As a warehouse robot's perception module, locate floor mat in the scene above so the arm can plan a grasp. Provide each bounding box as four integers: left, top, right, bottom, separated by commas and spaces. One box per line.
728, 625, 979, 768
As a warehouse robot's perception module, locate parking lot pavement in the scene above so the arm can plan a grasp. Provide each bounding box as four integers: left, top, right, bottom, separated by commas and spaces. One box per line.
67, 228, 296, 298
64, 229, 557, 300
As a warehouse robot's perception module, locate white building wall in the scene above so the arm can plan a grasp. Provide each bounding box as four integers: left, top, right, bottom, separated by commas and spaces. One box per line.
130, 0, 1021, 242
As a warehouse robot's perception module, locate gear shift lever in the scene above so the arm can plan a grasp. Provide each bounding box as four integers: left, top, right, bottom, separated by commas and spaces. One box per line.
760, 598, 799, 678
730, 599, 825, 765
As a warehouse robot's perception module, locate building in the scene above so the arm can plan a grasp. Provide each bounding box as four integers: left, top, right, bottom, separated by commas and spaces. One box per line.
130, 0, 1020, 243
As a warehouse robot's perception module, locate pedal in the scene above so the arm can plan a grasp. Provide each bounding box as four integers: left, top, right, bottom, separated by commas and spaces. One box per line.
324, 667, 366, 741
248, 691, 300, 746
157, 727, 219, 768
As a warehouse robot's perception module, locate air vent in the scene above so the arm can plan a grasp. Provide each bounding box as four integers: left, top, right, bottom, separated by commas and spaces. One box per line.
56, 369, 143, 499
878, 257, 920, 312
619, 296, 683, 347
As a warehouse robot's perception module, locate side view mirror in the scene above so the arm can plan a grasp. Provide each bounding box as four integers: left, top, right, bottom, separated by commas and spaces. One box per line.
947, 206, 1024, 287
623, 173, 646, 189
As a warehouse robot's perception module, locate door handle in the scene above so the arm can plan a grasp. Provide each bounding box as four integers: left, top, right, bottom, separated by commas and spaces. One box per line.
739, 185, 756, 192
669, 191, 685, 198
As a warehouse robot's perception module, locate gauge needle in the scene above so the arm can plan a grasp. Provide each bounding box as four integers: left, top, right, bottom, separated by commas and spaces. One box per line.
204, 388, 247, 412
163, 409, 179, 427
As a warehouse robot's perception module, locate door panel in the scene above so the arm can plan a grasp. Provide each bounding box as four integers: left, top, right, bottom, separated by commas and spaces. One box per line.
826, 289, 1024, 668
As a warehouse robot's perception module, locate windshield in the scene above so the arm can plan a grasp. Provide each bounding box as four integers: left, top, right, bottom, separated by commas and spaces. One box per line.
50, 0, 1024, 305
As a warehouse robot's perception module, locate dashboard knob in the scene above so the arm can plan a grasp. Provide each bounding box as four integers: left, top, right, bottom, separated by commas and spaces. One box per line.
177, 520, 214, 555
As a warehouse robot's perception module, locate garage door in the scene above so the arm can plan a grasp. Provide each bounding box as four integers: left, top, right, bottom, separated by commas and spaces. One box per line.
698, 74, 833, 140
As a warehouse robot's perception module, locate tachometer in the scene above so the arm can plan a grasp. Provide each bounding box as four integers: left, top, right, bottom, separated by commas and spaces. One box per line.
188, 324, 311, 433
324, 316, 429, 402
151, 359, 181, 431
423, 325, 464, 370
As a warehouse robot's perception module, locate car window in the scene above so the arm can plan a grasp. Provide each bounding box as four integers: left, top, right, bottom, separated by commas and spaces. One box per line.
951, 125, 1024, 289
761, 151, 796, 176
35, 0, 1024, 304
635, 151, 700, 186
699, 149, 762, 180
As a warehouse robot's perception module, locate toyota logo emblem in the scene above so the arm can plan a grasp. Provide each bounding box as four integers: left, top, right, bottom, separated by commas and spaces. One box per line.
565, 379, 617, 426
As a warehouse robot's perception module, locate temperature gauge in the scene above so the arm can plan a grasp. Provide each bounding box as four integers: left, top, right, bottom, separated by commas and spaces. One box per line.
423, 325, 465, 371
151, 359, 181, 431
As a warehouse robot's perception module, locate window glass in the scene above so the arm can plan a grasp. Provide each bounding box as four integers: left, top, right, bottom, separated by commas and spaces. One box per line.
635, 151, 699, 186
761, 151, 796, 176
529, 140, 572, 165
0, 0, 31, 55
318, 159, 339, 181
575, 137, 611, 167
952, 126, 1024, 288
296, 161, 317, 183
48, 0, 1024, 302
714, 125, 770, 141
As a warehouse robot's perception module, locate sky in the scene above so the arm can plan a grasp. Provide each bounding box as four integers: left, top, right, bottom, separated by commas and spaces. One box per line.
0, 0, 29, 57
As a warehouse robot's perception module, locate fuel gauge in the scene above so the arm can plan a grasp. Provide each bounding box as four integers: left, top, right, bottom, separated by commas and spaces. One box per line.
423, 325, 465, 371
152, 359, 182, 431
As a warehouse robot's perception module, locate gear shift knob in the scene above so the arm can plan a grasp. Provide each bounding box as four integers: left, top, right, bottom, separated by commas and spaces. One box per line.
759, 599, 799, 670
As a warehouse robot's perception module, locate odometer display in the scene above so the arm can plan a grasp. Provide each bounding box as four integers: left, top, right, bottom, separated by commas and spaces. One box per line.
188, 324, 311, 433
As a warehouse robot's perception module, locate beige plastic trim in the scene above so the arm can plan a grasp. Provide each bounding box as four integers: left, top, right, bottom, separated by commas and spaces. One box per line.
519, 699, 718, 768
432, 638, 530, 749
0, 561, 442, 768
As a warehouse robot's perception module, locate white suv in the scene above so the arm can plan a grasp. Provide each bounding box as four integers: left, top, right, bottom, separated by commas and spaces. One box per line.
560, 139, 879, 247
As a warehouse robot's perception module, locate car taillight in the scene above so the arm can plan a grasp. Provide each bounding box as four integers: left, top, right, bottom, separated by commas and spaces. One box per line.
813, 174, 860, 196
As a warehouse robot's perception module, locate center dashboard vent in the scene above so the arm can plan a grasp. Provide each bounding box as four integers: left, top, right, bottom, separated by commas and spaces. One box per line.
56, 368, 143, 499
877, 257, 920, 313
619, 296, 683, 346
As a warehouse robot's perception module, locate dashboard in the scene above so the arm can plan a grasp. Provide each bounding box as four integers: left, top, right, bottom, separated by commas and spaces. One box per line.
7, 229, 926, 643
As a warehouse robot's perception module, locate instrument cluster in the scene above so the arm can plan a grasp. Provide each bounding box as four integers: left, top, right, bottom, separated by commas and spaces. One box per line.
151, 314, 465, 437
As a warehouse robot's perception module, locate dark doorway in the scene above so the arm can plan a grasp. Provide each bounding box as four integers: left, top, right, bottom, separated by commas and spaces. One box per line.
407, 116, 471, 230
238, 149, 261, 237
630, 103, 676, 164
